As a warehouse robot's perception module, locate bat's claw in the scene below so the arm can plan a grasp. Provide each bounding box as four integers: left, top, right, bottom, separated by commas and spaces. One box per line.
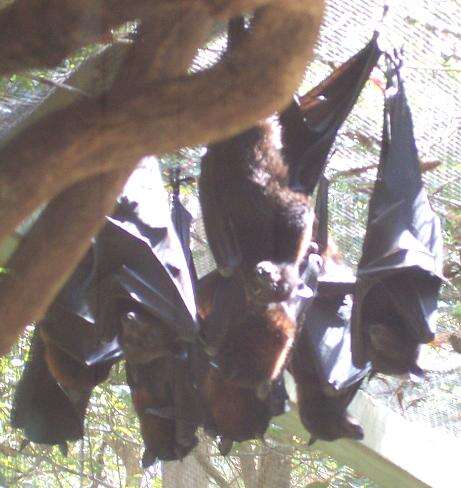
218, 437, 233, 456
408, 364, 425, 383
58, 442, 69, 457
307, 436, 317, 447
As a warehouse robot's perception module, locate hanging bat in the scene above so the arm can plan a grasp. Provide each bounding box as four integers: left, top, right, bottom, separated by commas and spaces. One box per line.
199, 359, 289, 454
196, 270, 290, 448
351, 52, 444, 377
290, 177, 368, 443
41, 160, 199, 368
126, 353, 200, 467
39, 308, 117, 403
11, 328, 85, 450
279, 33, 381, 194
196, 267, 299, 398
198, 31, 381, 378
197, 18, 316, 399
199, 18, 315, 305
198, 34, 381, 393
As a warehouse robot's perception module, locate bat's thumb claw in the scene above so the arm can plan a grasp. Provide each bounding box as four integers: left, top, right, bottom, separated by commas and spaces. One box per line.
307, 436, 317, 447
58, 442, 69, 457
295, 282, 315, 300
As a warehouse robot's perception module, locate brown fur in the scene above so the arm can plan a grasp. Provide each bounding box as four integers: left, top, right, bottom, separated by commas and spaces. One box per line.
131, 386, 179, 463
199, 120, 314, 292
197, 270, 297, 390
202, 369, 270, 442
11, 328, 84, 445
216, 303, 295, 388
40, 328, 112, 391
126, 359, 198, 467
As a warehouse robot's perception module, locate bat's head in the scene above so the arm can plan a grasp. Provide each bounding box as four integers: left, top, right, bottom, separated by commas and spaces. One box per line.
246, 262, 309, 304
362, 286, 424, 377
132, 386, 198, 467
368, 322, 422, 376
297, 386, 364, 442
120, 309, 174, 365
141, 416, 198, 467
299, 409, 364, 443
202, 369, 271, 442
214, 303, 296, 393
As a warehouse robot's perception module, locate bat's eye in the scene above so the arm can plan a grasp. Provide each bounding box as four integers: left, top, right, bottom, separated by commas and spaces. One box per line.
248, 262, 298, 303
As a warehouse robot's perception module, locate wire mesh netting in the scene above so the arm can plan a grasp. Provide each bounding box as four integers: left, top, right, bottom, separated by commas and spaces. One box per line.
0, 0, 459, 487
163, 1, 461, 486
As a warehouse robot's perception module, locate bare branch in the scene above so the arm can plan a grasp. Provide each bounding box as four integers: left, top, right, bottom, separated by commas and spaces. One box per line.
0, 0, 324, 244
194, 450, 230, 488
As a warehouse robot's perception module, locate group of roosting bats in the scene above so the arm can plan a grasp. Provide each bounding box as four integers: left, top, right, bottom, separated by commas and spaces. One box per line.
11, 18, 443, 467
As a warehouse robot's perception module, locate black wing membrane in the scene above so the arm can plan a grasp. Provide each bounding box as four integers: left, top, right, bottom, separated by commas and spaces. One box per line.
196, 18, 245, 276
40, 160, 198, 367
351, 54, 444, 373
93, 215, 198, 346
291, 177, 368, 442
280, 34, 381, 194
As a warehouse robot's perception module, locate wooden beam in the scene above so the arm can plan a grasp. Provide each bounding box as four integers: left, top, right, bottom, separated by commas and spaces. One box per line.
273, 378, 458, 488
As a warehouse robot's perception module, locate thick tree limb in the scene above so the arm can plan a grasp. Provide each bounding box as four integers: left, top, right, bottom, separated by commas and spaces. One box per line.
0, 0, 153, 76
0, 169, 131, 356
0, 5, 213, 356
0, 4, 213, 245
0, 0, 324, 245
0, 0, 276, 76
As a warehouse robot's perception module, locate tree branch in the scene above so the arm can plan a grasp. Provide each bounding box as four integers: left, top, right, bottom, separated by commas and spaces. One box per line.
0, 0, 279, 76
0, 0, 324, 245
0, 168, 131, 356
0, 3, 214, 356
194, 449, 230, 488
0, 0, 155, 76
